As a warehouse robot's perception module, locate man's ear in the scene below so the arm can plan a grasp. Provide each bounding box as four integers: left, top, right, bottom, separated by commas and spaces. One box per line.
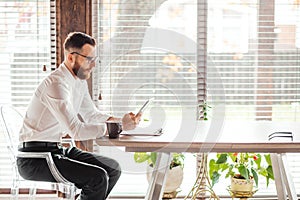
66, 53, 75, 64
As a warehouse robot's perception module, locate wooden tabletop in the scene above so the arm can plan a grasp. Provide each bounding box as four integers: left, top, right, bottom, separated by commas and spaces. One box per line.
96, 121, 300, 153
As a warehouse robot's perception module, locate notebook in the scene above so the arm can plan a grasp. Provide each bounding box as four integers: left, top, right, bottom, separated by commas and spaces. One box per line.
120, 127, 163, 136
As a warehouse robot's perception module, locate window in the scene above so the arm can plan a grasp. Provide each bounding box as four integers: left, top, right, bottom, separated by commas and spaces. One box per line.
94, 0, 300, 123
206, 0, 300, 122
93, 0, 198, 196
0, 0, 53, 188
93, 0, 198, 120
93, 0, 300, 197
205, 0, 300, 195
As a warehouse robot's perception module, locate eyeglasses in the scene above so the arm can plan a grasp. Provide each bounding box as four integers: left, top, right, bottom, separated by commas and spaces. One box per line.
70, 52, 98, 63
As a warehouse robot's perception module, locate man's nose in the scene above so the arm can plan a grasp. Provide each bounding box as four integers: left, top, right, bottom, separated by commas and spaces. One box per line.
90, 61, 96, 68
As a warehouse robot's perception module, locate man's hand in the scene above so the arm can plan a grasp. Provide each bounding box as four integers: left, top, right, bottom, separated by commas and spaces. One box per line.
121, 112, 142, 131
106, 116, 121, 122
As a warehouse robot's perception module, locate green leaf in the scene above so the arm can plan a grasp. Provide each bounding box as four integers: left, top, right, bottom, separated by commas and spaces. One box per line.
134, 152, 150, 163
251, 168, 258, 186
211, 171, 221, 187
228, 153, 237, 162
258, 168, 268, 177
266, 165, 274, 180
264, 154, 272, 165
238, 165, 249, 180
216, 153, 228, 164
209, 159, 217, 178
150, 152, 157, 166
254, 154, 262, 168
226, 164, 235, 178
220, 163, 229, 171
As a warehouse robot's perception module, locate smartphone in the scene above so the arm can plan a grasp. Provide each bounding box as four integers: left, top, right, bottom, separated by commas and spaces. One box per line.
136, 98, 154, 115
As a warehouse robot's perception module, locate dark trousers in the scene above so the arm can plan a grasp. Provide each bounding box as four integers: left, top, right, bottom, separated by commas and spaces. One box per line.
17, 145, 121, 200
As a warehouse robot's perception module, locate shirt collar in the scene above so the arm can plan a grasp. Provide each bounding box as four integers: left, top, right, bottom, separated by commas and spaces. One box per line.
60, 63, 78, 84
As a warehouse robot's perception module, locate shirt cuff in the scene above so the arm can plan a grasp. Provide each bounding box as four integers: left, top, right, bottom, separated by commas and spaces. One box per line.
96, 123, 107, 138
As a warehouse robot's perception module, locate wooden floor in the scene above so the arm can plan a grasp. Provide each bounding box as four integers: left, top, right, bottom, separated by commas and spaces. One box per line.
0, 195, 283, 200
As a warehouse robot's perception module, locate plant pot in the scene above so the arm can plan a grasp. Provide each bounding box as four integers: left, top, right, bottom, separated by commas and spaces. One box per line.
231, 176, 254, 192
147, 165, 184, 193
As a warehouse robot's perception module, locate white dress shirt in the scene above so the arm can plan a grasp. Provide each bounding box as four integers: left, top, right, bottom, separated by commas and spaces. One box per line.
19, 64, 111, 142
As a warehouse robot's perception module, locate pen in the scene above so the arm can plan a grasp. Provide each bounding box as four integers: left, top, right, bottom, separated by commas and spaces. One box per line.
154, 128, 163, 135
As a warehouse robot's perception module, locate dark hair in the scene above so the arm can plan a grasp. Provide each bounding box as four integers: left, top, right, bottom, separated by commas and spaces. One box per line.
64, 32, 96, 51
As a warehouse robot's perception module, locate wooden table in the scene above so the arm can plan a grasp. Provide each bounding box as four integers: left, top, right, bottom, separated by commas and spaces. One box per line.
96, 121, 300, 200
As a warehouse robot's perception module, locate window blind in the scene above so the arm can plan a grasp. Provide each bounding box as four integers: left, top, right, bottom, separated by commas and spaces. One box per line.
0, 0, 53, 188
205, 0, 300, 122
92, 0, 198, 196
93, 0, 300, 198
93, 0, 198, 120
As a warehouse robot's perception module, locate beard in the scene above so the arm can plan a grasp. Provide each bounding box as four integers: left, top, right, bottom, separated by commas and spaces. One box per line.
72, 60, 91, 80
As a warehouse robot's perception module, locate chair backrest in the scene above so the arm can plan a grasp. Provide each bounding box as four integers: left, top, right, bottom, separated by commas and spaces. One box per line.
0, 105, 24, 158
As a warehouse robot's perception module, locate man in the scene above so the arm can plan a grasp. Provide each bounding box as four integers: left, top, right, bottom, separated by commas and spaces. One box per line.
17, 32, 141, 200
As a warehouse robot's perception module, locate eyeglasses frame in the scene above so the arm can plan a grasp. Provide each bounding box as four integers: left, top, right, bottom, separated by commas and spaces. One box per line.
70, 52, 98, 63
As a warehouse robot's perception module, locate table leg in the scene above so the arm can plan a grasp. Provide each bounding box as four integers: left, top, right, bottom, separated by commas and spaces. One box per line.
271, 153, 287, 200
144, 152, 172, 200
277, 153, 297, 200
271, 153, 297, 200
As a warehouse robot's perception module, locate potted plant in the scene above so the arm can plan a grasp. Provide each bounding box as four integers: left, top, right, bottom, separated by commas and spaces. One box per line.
134, 152, 185, 196
208, 152, 274, 192
198, 100, 211, 120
